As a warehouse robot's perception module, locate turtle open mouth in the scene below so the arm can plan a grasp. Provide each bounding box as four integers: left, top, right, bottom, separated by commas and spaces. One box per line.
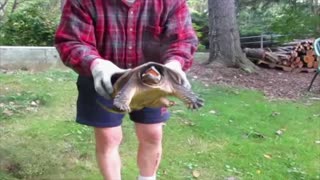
141, 65, 162, 85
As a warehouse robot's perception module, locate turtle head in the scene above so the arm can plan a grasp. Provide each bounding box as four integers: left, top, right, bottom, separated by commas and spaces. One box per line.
141, 65, 162, 85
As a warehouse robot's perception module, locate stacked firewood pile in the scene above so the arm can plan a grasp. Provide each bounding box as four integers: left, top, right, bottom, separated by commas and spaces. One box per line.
244, 39, 319, 72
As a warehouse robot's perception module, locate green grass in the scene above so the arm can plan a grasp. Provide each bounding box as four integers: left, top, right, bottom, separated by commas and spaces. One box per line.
0, 69, 319, 180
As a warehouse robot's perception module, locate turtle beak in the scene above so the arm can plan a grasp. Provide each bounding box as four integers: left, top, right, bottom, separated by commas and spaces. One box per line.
141, 66, 162, 85
141, 73, 161, 85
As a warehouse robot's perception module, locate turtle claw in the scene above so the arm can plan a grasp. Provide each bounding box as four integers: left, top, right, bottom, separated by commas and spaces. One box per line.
113, 101, 131, 113
169, 101, 176, 106
186, 96, 204, 110
196, 97, 204, 107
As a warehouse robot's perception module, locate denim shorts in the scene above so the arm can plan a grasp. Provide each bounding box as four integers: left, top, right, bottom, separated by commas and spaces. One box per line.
75, 76, 170, 127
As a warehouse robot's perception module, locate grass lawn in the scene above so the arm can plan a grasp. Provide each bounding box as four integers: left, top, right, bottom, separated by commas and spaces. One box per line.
0, 68, 319, 180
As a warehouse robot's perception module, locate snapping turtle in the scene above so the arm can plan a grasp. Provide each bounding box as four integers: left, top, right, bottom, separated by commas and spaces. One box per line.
109, 62, 204, 113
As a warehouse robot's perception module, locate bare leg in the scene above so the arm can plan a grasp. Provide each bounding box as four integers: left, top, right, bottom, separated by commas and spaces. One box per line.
135, 123, 163, 177
94, 127, 123, 180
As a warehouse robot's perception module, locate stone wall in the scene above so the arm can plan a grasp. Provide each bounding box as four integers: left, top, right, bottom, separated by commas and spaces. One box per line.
0, 46, 209, 70
0, 46, 64, 70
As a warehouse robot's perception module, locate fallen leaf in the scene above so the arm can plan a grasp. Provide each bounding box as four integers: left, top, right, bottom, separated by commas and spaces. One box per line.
3, 109, 13, 116
225, 177, 239, 180
245, 131, 265, 139
162, 169, 167, 175
263, 154, 272, 159
275, 129, 284, 136
192, 170, 200, 178
46, 77, 54, 82
271, 111, 280, 116
209, 110, 216, 114
184, 121, 195, 126
256, 170, 261, 174
309, 97, 320, 100
26, 107, 38, 112
30, 101, 38, 107
315, 140, 320, 144
172, 110, 184, 113
217, 76, 223, 80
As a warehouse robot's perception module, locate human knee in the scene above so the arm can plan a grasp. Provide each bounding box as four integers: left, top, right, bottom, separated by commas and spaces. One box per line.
104, 133, 123, 147
139, 128, 162, 145
95, 128, 123, 150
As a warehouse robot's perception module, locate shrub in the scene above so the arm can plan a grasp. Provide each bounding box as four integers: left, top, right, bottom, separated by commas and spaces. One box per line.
0, 1, 59, 46
191, 11, 209, 51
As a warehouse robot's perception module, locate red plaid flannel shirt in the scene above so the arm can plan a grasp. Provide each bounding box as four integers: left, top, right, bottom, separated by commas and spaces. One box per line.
55, 0, 198, 76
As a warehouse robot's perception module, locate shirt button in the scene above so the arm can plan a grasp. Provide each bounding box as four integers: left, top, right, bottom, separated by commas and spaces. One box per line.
130, 11, 134, 15
128, 46, 132, 50
129, 28, 133, 32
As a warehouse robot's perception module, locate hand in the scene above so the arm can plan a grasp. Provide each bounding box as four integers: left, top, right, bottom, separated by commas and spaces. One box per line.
91, 59, 129, 99
165, 60, 191, 89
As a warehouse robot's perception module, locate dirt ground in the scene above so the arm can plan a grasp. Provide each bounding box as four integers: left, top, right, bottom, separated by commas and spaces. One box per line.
188, 60, 320, 100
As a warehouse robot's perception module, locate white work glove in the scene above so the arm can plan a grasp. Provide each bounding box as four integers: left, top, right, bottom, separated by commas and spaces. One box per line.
165, 60, 191, 89
91, 59, 129, 99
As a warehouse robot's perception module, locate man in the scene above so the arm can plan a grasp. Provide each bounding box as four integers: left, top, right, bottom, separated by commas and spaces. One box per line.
55, 0, 198, 179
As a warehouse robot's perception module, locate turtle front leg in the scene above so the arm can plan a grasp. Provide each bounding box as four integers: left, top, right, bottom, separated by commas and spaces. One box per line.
113, 84, 137, 113
172, 84, 204, 110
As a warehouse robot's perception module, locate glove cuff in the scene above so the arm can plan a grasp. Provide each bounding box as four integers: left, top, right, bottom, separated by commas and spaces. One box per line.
90, 58, 106, 71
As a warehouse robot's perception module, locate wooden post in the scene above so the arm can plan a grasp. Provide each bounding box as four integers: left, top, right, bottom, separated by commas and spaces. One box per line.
260, 33, 264, 49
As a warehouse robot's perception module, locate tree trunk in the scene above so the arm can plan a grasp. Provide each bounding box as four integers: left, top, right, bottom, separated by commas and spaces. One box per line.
312, 0, 320, 34
0, 0, 9, 20
207, 0, 258, 72
0, 0, 8, 11
11, 0, 18, 13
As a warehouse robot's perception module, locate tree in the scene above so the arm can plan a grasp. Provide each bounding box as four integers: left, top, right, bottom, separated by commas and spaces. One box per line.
0, 0, 8, 11
0, 0, 9, 20
0, 0, 60, 45
188, 0, 208, 13
207, 0, 258, 72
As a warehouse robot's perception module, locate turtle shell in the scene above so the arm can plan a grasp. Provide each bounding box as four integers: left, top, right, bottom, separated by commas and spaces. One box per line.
108, 62, 203, 113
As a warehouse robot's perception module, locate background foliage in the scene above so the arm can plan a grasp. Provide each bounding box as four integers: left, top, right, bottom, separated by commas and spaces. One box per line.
0, 0, 60, 46
238, 0, 319, 40
189, 0, 319, 50
0, 0, 319, 46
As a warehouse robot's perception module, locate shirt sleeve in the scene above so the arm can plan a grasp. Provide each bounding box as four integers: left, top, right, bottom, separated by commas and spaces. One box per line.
162, 1, 199, 71
54, 0, 101, 76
